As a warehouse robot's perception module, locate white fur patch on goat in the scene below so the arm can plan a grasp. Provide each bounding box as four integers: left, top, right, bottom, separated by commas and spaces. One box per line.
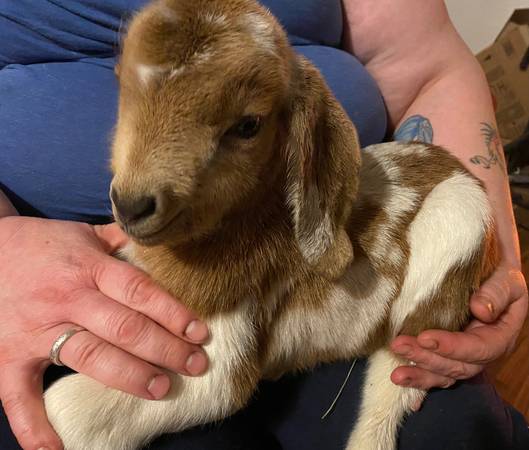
136, 63, 166, 85
360, 147, 420, 265
347, 349, 425, 450
264, 258, 395, 371
327, 267, 395, 354
169, 65, 186, 79
201, 11, 227, 27
292, 184, 333, 264
366, 142, 428, 160
240, 12, 277, 54
390, 171, 491, 333
167, 47, 214, 80
193, 48, 213, 65
370, 186, 419, 263
299, 211, 333, 264
157, 3, 179, 22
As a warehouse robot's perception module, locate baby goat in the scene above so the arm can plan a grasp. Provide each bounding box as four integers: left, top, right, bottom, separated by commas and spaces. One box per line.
44, 0, 498, 449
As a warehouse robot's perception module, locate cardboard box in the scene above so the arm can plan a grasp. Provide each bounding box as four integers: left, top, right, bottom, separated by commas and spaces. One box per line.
476, 9, 529, 144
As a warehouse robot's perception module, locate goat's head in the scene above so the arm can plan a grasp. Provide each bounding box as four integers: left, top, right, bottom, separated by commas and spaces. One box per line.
111, 0, 361, 278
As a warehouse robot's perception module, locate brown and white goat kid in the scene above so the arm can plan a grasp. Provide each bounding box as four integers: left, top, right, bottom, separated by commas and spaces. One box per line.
44, 0, 498, 449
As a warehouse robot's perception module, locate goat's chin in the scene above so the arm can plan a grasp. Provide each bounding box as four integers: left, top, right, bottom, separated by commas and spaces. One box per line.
125, 218, 209, 248
127, 228, 186, 247
117, 212, 182, 247
130, 227, 206, 247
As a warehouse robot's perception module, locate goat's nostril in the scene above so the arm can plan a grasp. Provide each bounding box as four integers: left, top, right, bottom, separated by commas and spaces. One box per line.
113, 191, 157, 224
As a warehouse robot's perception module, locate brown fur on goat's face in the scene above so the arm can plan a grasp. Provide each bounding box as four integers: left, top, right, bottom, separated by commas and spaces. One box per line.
111, 0, 293, 245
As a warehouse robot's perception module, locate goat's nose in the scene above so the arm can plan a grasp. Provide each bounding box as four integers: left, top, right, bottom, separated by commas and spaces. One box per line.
111, 188, 157, 224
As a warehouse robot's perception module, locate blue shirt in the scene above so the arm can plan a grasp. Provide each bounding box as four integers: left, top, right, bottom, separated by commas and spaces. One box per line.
0, 0, 387, 222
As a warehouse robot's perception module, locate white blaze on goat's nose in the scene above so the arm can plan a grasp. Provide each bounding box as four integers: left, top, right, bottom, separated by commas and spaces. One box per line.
113, 124, 135, 172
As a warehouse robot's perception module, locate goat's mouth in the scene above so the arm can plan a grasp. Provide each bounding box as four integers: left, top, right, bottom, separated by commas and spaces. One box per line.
122, 209, 186, 245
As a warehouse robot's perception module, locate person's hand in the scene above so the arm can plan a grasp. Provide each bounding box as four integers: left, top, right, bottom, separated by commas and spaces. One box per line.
390, 263, 528, 401
0, 216, 209, 450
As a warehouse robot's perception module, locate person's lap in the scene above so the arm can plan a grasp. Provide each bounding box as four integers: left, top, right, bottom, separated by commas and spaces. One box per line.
1, 360, 528, 450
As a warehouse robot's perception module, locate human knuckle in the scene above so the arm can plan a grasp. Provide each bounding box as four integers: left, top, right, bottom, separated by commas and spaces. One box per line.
498, 339, 512, 357
415, 377, 432, 390
74, 338, 107, 369
159, 340, 187, 368
110, 311, 150, 346
447, 362, 467, 379
15, 424, 36, 446
123, 274, 155, 309
482, 278, 507, 301
2, 391, 25, 415
442, 379, 456, 389
117, 368, 141, 389
475, 344, 493, 363
520, 282, 529, 300
1, 397, 39, 443
163, 302, 188, 329
509, 269, 526, 285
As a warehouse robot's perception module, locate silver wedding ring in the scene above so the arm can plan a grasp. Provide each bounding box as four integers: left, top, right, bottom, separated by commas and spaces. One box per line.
49, 327, 86, 366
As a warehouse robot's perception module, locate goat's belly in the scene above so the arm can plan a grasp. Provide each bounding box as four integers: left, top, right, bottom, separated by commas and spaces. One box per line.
260, 255, 395, 377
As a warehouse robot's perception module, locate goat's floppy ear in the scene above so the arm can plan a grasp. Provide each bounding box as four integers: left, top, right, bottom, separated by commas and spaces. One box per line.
284, 57, 361, 279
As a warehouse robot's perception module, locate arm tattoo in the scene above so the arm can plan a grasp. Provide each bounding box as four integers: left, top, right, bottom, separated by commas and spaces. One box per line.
393, 115, 434, 143
470, 123, 506, 172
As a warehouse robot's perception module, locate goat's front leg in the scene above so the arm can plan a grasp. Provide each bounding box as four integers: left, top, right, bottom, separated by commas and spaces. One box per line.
44, 302, 259, 450
346, 348, 426, 450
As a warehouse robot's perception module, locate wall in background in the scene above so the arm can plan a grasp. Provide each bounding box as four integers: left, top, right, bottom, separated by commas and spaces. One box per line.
445, 0, 528, 53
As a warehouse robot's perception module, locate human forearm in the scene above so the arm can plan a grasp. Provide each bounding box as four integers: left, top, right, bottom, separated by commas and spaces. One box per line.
0, 189, 18, 217
384, 49, 527, 394
343, 0, 520, 266
394, 57, 520, 267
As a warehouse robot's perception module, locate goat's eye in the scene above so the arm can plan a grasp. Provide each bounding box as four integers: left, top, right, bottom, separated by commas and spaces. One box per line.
230, 116, 262, 139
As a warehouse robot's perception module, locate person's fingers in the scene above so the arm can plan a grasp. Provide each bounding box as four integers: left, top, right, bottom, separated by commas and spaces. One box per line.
93, 223, 129, 254
417, 288, 528, 365
415, 327, 501, 365
44, 325, 171, 400
391, 365, 456, 391
90, 256, 209, 343
0, 363, 63, 450
391, 336, 483, 380
70, 292, 208, 375
470, 269, 527, 323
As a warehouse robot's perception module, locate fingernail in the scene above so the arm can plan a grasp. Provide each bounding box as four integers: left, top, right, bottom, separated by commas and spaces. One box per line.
481, 299, 495, 316
37, 447, 49, 450
186, 351, 208, 375
420, 339, 438, 350
147, 374, 170, 400
394, 345, 413, 356
185, 320, 209, 342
